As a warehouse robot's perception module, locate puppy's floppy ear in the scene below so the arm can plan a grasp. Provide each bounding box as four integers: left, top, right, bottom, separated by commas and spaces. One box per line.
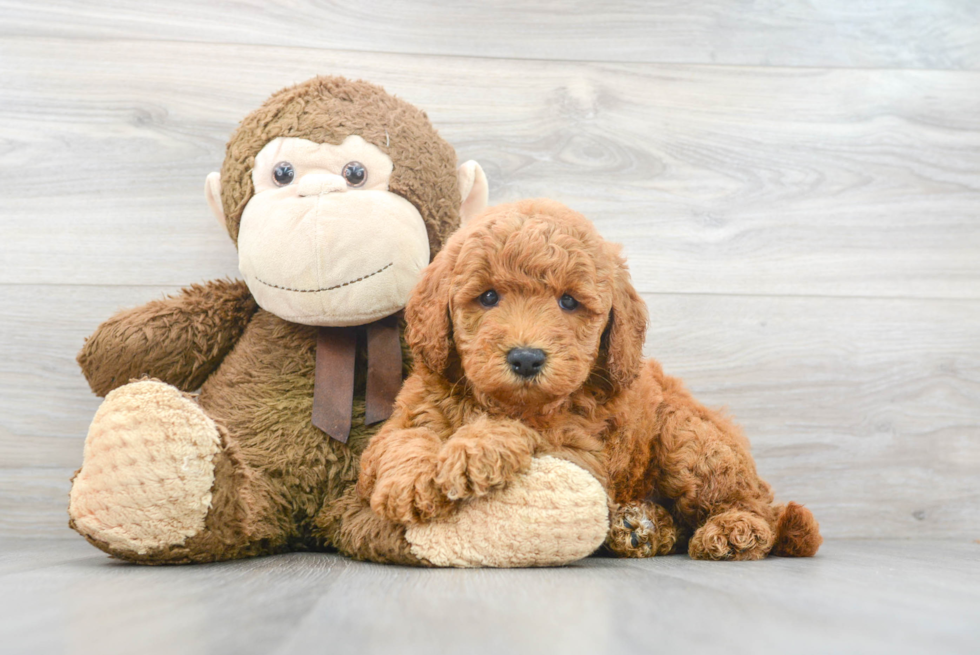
404, 238, 461, 375
593, 247, 648, 394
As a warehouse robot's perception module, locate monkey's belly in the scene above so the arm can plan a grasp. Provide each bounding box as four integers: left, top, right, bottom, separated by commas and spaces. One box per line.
197, 310, 380, 524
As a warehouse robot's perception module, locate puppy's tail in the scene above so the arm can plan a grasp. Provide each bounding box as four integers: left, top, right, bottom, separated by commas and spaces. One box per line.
771, 502, 822, 557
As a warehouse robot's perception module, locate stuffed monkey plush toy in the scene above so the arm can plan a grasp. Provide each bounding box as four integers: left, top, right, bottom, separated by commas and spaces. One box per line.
67, 77, 609, 566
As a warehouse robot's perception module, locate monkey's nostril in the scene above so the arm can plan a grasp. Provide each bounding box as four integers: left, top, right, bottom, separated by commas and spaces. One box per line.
506, 348, 547, 379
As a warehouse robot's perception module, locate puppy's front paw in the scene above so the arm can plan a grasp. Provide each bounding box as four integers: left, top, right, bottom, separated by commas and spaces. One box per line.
434, 427, 534, 502
368, 461, 449, 524
606, 502, 679, 558
688, 509, 775, 561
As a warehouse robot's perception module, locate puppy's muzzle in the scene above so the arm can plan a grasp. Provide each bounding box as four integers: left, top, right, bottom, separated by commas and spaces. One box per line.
507, 348, 547, 379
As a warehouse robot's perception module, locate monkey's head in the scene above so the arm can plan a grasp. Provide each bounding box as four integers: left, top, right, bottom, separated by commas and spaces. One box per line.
205, 76, 487, 326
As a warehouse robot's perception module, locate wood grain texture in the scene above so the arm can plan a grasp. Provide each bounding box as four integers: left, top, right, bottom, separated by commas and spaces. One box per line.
0, 538, 978, 655
1, 1, 979, 70
0, 5, 978, 544
2, 38, 979, 298
2, 285, 977, 539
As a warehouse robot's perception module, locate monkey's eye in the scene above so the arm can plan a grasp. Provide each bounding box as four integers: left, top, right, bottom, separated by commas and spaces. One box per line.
272, 162, 295, 187
559, 294, 579, 311
342, 161, 367, 187
478, 290, 499, 308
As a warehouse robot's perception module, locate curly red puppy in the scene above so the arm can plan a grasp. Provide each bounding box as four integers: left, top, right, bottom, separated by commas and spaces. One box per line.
358, 199, 821, 560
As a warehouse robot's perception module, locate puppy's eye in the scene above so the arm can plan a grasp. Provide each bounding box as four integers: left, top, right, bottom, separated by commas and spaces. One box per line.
478, 290, 499, 308
273, 161, 295, 186
342, 161, 367, 187
559, 294, 579, 311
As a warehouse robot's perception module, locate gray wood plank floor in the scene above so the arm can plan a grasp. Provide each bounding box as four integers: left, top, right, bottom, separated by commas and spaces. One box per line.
0, 3, 978, 543
0, 538, 977, 655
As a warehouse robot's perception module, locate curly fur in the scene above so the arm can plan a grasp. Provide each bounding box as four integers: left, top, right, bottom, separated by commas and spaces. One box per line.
360, 199, 822, 561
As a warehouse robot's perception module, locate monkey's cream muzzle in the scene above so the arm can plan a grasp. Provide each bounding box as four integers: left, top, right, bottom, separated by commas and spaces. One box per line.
234, 136, 430, 326
238, 188, 428, 326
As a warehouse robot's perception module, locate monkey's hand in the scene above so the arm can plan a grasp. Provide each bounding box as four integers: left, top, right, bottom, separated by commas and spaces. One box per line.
434, 416, 542, 503
77, 279, 257, 396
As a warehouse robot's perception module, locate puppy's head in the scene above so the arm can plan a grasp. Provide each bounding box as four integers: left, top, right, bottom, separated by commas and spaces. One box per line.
405, 199, 647, 410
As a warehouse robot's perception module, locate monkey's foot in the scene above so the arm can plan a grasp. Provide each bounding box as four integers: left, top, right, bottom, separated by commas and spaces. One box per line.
688, 508, 775, 561
605, 502, 679, 558
405, 456, 609, 567
69, 380, 223, 557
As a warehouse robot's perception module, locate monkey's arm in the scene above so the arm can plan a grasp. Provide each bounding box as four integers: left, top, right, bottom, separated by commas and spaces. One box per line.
77, 279, 258, 397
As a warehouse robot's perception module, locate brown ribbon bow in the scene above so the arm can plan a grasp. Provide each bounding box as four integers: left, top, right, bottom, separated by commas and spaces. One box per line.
311, 313, 403, 442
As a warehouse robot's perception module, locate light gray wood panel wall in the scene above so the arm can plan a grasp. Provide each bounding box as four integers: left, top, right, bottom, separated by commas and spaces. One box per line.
1, 1, 979, 69
3, 38, 980, 298
1, 3, 978, 540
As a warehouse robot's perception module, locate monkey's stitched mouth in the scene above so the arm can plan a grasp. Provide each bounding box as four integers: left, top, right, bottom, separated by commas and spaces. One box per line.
254, 262, 394, 293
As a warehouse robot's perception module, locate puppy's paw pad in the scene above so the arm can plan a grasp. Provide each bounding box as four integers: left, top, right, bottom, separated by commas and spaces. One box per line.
606, 507, 655, 557
605, 503, 676, 558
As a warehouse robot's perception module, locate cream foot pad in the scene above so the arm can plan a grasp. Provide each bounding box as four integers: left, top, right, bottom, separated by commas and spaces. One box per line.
68, 380, 222, 555
406, 456, 609, 568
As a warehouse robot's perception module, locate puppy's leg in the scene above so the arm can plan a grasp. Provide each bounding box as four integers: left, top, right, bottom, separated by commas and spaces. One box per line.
435, 416, 541, 501
358, 426, 449, 524
651, 376, 780, 561
605, 502, 682, 558
687, 508, 774, 561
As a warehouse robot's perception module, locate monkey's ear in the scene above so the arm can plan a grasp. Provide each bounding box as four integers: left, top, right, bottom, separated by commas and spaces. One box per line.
457, 161, 488, 226
205, 172, 226, 231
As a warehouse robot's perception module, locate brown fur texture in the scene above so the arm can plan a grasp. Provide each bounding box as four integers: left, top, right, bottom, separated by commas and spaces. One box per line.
220, 76, 460, 259
70, 77, 463, 564
77, 280, 258, 397
772, 502, 823, 557
360, 199, 822, 561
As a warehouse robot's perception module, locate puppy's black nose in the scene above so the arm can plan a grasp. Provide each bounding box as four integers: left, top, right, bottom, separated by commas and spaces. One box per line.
507, 348, 547, 378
